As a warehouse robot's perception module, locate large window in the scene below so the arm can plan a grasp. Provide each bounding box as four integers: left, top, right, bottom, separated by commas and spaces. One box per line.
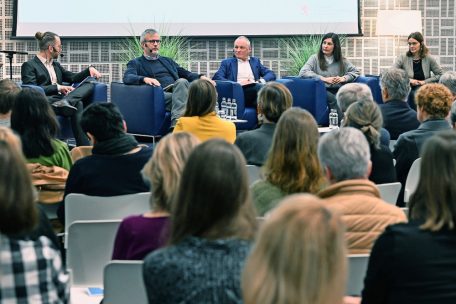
13, 0, 361, 38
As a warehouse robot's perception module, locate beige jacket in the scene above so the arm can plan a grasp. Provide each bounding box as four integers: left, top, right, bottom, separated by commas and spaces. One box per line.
318, 179, 407, 254
394, 54, 443, 83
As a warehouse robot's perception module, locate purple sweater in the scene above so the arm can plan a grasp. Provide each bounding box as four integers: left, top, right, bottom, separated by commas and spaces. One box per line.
112, 215, 169, 260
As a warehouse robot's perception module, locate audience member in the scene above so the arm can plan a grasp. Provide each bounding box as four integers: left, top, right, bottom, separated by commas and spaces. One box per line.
318, 127, 406, 254
243, 194, 346, 304
439, 72, 456, 128
123, 28, 214, 129
0, 136, 68, 303
59, 103, 152, 222
299, 32, 360, 117
343, 101, 396, 184
336, 82, 390, 146
0, 79, 20, 127
394, 83, 452, 206
21, 31, 101, 146
10, 88, 72, 170
362, 130, 456, 303
0, 126, 60, 250
173, 79, 236, 143
251, 107, 325, 216
379, 68, 420, 140
235, 82, 292, 165
213, 35, 276, 107
112, 132, 199, 260
143, 139, 257, 303
394, 32, 443, 110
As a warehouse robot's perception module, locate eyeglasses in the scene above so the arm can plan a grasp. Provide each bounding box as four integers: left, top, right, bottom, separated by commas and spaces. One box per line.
144, 40, 161, 44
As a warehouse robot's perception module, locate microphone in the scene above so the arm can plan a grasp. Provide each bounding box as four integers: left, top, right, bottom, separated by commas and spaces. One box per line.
60, 53, 65, 58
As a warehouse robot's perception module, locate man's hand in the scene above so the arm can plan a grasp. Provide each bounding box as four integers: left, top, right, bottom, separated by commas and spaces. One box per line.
89, 66, 102, 79
200, 75, 216, 86
143, 77, 161, 86
59, 85, 74, 95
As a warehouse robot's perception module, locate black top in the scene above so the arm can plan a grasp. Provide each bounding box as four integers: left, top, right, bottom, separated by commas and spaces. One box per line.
369, 144, 396, 184
235, 123, 275, 166
362, 220, 456, 304
412, 59, 425, 81
379, 99, 420, 140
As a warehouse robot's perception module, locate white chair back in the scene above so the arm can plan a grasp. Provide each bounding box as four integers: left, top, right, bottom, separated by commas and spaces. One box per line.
346, 254, 369, 296
104, 261, 147, 304
65, 192, 150, 233
246, 165, 261, 185
67, 220, 121, 286
404, 158, 421, 203
376, 182, 402, 204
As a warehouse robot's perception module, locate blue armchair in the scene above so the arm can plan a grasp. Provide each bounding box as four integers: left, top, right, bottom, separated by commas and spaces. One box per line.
214, 80, 257, 130
110, 82, 170, 139
277, 77, 329, 125
355, 76, 383, 104
21, 82, 108, 140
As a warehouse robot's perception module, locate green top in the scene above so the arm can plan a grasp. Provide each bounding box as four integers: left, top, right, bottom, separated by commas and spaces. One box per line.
27, 139, 72, 171
251, 180, 286, 216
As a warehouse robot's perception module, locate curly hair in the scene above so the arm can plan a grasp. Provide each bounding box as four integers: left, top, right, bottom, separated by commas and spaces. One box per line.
415, 84, 453, 119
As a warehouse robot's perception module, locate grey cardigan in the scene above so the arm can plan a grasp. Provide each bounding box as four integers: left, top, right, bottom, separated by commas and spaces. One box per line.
394, 54, 443, 83
298, 54, 360, 88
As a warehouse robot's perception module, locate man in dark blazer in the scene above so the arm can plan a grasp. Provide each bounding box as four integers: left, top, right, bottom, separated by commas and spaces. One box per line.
123, 28, 214, 129
379, 68, 420, 140
212, 36, 276, 107
21, 31, 101, 146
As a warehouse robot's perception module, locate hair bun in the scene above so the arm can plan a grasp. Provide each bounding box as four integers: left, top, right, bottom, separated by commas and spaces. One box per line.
35, 32, 44, 40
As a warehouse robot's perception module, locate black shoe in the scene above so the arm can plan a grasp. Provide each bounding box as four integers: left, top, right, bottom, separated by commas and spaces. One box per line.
52, 99, 77, 117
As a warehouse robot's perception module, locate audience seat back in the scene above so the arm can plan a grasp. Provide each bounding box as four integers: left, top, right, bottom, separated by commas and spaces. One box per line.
103, 261, 147, 304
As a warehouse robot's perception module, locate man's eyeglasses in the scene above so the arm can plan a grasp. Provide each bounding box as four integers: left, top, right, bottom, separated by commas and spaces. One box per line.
144, 40, 161, 44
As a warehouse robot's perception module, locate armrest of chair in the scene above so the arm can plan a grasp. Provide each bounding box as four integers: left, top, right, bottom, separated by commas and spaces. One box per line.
91, 82, 108, 103
355, 76, 383, 104
110, 82, 168, 136
282, 77, 329, 125
214, 80, 246, 116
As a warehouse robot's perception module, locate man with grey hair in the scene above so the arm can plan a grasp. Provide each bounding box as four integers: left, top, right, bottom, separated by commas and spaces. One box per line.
440, 72, 456, 128
123, 28, 214, 129
318, 127, 406, 254
213, 36, 276, 107
379, 68, 420, 139
336, 82, 390, 146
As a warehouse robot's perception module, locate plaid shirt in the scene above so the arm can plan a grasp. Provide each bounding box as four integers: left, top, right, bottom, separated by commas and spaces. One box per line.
0, 234, 69, 303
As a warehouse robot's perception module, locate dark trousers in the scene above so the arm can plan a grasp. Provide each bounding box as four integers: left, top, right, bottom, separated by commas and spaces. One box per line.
327, 87, 344, 122
48, 82, 94, 146
243, 83, 264, 108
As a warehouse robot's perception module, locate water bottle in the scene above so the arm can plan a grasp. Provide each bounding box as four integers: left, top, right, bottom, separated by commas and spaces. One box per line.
214, 98, 219, 114
232, 98, 238, 120
329, 109, 338, 129
226, 98, 232, 120
220, 97, 227, 119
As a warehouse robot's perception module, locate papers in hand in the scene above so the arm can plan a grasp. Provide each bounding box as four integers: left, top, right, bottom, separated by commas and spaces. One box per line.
72, 76, 94, 90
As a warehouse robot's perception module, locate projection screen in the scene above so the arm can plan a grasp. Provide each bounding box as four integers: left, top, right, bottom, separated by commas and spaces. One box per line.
13, 0, 361, 38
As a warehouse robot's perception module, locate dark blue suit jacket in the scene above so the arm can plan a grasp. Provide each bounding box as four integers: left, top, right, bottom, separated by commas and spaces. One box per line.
379, 99, 420, 140
123, 55, 200, 85
212, 57, 276, 82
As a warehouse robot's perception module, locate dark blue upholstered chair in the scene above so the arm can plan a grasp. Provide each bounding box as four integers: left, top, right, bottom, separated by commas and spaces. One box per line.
110, 82, 170, 139
355, 75, 383, 104
277, 77, 329, 125
214, 80, 257, 130
20, 82, 108, 140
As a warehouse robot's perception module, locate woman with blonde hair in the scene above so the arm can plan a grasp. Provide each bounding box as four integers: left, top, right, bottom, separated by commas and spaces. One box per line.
243, 194, 346, 304
251, 107, 325, 215
235, 81, 293, 166
112, 132, 200, 260
343, 101, 396, 184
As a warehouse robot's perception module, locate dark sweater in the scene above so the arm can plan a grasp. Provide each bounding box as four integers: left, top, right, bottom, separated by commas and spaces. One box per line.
235, 123, 275, 166
143, 236, 251, 304
362, 221, 456, 304
369, 144, 396, 184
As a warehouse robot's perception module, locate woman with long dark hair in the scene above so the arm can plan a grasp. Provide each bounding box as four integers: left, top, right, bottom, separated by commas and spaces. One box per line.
299, 32, 360, 116
143, 139, 257, 303
11, 88, 72, 170
362, 130, 456, 303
